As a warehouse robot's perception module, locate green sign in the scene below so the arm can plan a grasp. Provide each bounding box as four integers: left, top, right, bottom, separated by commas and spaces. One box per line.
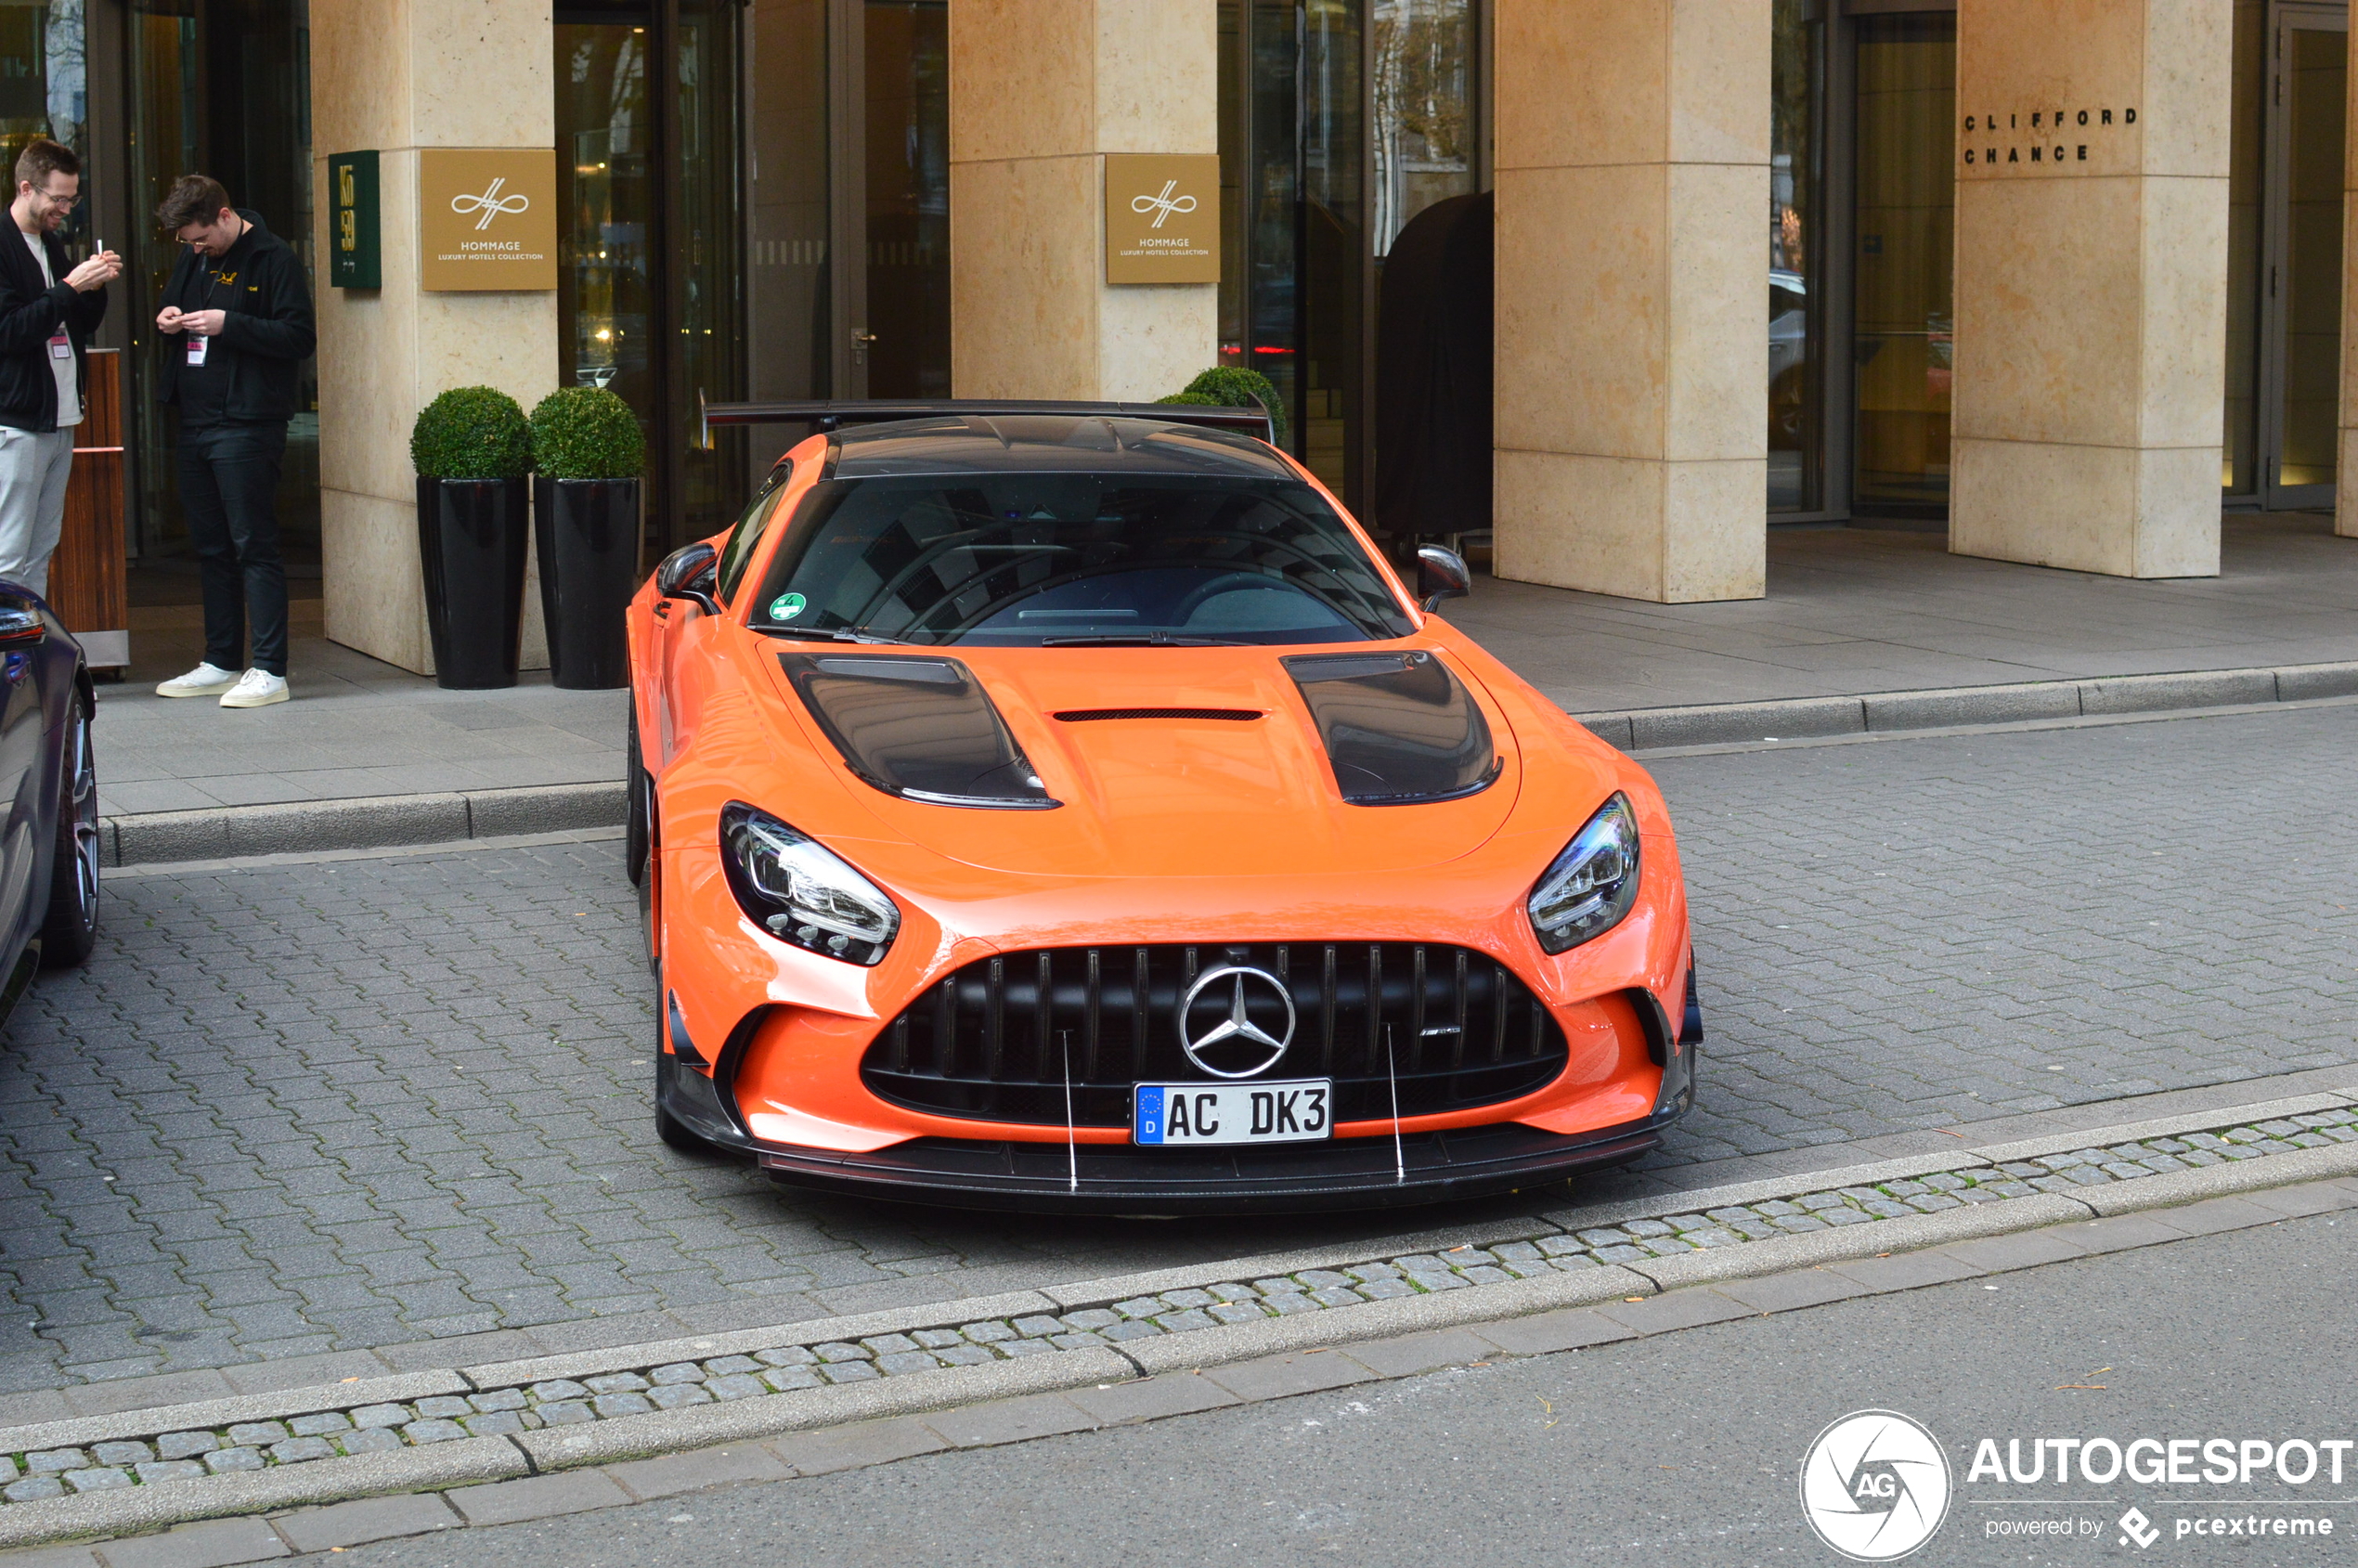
329, 150, 380, 289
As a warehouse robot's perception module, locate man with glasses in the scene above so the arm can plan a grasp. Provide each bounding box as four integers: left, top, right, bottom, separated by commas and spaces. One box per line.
0, 137, 117, 600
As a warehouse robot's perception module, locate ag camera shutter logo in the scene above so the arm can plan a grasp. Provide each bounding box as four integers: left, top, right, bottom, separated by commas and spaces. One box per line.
1800, 1410, 1953, 1561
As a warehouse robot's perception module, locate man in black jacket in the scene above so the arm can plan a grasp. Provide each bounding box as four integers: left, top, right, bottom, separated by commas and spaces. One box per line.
0, 138, 118, 600
151, 175, 317, 708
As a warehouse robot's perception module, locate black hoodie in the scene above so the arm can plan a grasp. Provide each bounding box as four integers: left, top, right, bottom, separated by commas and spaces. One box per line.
0, 217, 107, 434
157, 208, 316, 425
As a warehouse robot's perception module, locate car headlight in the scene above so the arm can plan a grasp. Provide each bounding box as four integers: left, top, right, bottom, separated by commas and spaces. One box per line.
720, 802, 900, 965
1527, 793, 1641, 953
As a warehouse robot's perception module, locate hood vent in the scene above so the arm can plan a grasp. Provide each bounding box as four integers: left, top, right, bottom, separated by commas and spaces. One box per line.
1282, 650, 1499, 806
1053, 707, 1263, 723
779, 653, 1059, 810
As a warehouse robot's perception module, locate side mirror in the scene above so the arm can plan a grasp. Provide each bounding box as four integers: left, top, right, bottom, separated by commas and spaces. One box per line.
1416, 545, 1471, 613
656, 542, 721, 616
0, 607, 44, 645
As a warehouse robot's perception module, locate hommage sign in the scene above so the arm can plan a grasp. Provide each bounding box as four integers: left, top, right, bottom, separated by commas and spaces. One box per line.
1105, 153, 1220, 285
420, 149, 557, 292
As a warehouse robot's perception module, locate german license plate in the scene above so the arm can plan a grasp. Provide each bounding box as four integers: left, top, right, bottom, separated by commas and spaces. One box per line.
1133, 1080, 1331, 1146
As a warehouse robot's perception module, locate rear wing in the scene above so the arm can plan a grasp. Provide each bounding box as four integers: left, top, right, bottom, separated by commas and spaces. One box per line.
697, 395, 1275, 449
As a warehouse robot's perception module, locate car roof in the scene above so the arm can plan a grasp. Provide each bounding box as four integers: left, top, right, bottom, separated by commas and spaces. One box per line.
828, 414, 1299, 481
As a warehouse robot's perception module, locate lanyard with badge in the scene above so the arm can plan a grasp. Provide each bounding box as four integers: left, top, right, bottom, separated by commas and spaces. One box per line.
42, 240, 69, 366
186, 253, 230, 367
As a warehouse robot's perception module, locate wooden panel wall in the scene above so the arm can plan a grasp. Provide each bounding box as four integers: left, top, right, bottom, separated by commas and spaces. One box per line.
51, 347, 126, 667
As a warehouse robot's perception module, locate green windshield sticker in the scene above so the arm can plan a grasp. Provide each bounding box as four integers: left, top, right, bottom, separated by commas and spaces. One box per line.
771, 592, 807, 621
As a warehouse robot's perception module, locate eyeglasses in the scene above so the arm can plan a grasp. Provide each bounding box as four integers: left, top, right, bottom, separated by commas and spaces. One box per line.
32, 188, 76, 209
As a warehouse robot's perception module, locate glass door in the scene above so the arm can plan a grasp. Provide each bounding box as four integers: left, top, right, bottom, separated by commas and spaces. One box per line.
2259, 3, 2345, 510
127, 0, 317, 559
1850, 11, 1955, 516
856, 0, 948, 398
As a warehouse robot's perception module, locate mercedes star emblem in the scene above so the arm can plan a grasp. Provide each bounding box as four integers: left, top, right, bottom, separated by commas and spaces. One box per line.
1178, 965, 1297, 1079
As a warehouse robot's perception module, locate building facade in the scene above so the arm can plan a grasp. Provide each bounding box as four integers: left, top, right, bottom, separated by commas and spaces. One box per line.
22, 0, 2357, 672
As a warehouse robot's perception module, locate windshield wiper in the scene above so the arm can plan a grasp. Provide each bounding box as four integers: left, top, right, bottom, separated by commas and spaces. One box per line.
763, 627, 910, 645
1040, 632, 1252, 648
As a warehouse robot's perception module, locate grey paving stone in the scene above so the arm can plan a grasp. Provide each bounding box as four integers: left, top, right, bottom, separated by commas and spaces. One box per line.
64, 1466, 133, 1493
204, 1445, 265, 1473
339, 1427, 407, 1455
269, 1435, 339, 1463
2, 1475, 62, 1501
449, 1470, 634, 1526
135, 1458, 211, 1484
403, 1418, 471, 1444
275, 1493, 462, 1553
156, 1430, 219, 1459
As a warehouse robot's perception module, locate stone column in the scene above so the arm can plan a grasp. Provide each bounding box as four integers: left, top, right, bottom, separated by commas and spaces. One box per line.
1950, 1, 2230, 577
311, 0, 557, 674
948, 0, 1218, 401
1491, 1, 1768, 604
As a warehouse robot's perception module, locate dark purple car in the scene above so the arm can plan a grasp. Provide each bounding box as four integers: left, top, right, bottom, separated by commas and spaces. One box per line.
0, 581, 96, 1019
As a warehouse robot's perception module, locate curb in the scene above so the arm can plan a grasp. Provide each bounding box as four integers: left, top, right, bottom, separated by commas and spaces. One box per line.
91, 661, 2358, 868
4, 1133, 2349, 1559
99, 782, 625, 868
1571, 658, 2358, 751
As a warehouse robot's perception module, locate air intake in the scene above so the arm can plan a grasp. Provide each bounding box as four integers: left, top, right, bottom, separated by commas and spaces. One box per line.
1053, 707, 1263, 723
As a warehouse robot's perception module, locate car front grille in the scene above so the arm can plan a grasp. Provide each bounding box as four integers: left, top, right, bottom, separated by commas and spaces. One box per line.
860, 942, 1569, 1128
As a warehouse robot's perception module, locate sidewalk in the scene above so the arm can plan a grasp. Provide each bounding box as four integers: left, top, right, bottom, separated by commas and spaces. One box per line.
1456, 509, 2358, 713
89, 511, 2358, 849
97, 599, 624, 821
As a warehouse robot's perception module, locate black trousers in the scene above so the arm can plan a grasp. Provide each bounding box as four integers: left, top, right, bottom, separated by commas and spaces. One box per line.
179, 421, 290, 677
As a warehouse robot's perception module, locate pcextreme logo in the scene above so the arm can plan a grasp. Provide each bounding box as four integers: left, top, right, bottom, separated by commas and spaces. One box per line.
1800, 1410, 1954, 1562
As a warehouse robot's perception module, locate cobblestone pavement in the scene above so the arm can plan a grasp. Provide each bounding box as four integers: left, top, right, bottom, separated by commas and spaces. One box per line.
0, 704, 2350, 1395
3, 1103, 2347, 1510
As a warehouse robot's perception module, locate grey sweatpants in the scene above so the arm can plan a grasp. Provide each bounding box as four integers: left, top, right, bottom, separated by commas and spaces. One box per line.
0, 426, 72, 602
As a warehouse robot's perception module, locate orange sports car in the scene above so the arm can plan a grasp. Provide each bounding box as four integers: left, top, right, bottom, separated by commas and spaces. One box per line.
626, 401, 1697, 1212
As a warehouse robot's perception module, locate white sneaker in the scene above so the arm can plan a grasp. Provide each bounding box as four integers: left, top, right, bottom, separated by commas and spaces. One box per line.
218, 669, 290, 708
156, 661, 240, 698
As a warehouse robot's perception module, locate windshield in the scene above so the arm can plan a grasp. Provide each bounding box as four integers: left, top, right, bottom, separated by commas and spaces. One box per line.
746, 473, 1415, 647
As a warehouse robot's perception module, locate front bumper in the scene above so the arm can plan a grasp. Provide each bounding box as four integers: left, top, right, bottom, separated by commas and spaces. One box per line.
661, 1051, 1679, 1213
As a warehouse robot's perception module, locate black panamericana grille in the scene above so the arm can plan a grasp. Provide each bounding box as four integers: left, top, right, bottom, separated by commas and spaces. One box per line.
861, 943, 1570, 1128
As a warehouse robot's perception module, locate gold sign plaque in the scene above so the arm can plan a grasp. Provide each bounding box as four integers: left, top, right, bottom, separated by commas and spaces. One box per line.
420, 149, 557, 292
1105, 153, 1220, 285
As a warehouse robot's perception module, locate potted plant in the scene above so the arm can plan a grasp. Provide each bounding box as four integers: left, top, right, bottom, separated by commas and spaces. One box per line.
527, 388, 646, 690
411, 387, 533, 689
1157, 366, 1289, 450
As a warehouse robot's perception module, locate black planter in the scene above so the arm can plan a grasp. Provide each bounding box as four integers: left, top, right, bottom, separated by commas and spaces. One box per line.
416, 476, 530, 690
532, 477, 641, 690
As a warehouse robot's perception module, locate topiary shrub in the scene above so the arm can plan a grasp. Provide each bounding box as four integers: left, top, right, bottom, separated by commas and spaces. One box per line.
529, 387, 646, 481
1158, 367, 1289, 449
411, 386, 533, 480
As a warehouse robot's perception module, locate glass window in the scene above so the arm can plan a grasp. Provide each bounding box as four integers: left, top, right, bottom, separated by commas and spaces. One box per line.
2222, 0, 2262, 497
715, 463, 796, 603
128, 0, 317, 556
1768, 0, 1820, 512
862, 1, 949, 398
556, 19, 655, 423
1852, 13, 1954, 513
745, 0, 831, 413
2275, 22, 2344, 494
1370, 0, 1476, 257
750, 473, 1416, 647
